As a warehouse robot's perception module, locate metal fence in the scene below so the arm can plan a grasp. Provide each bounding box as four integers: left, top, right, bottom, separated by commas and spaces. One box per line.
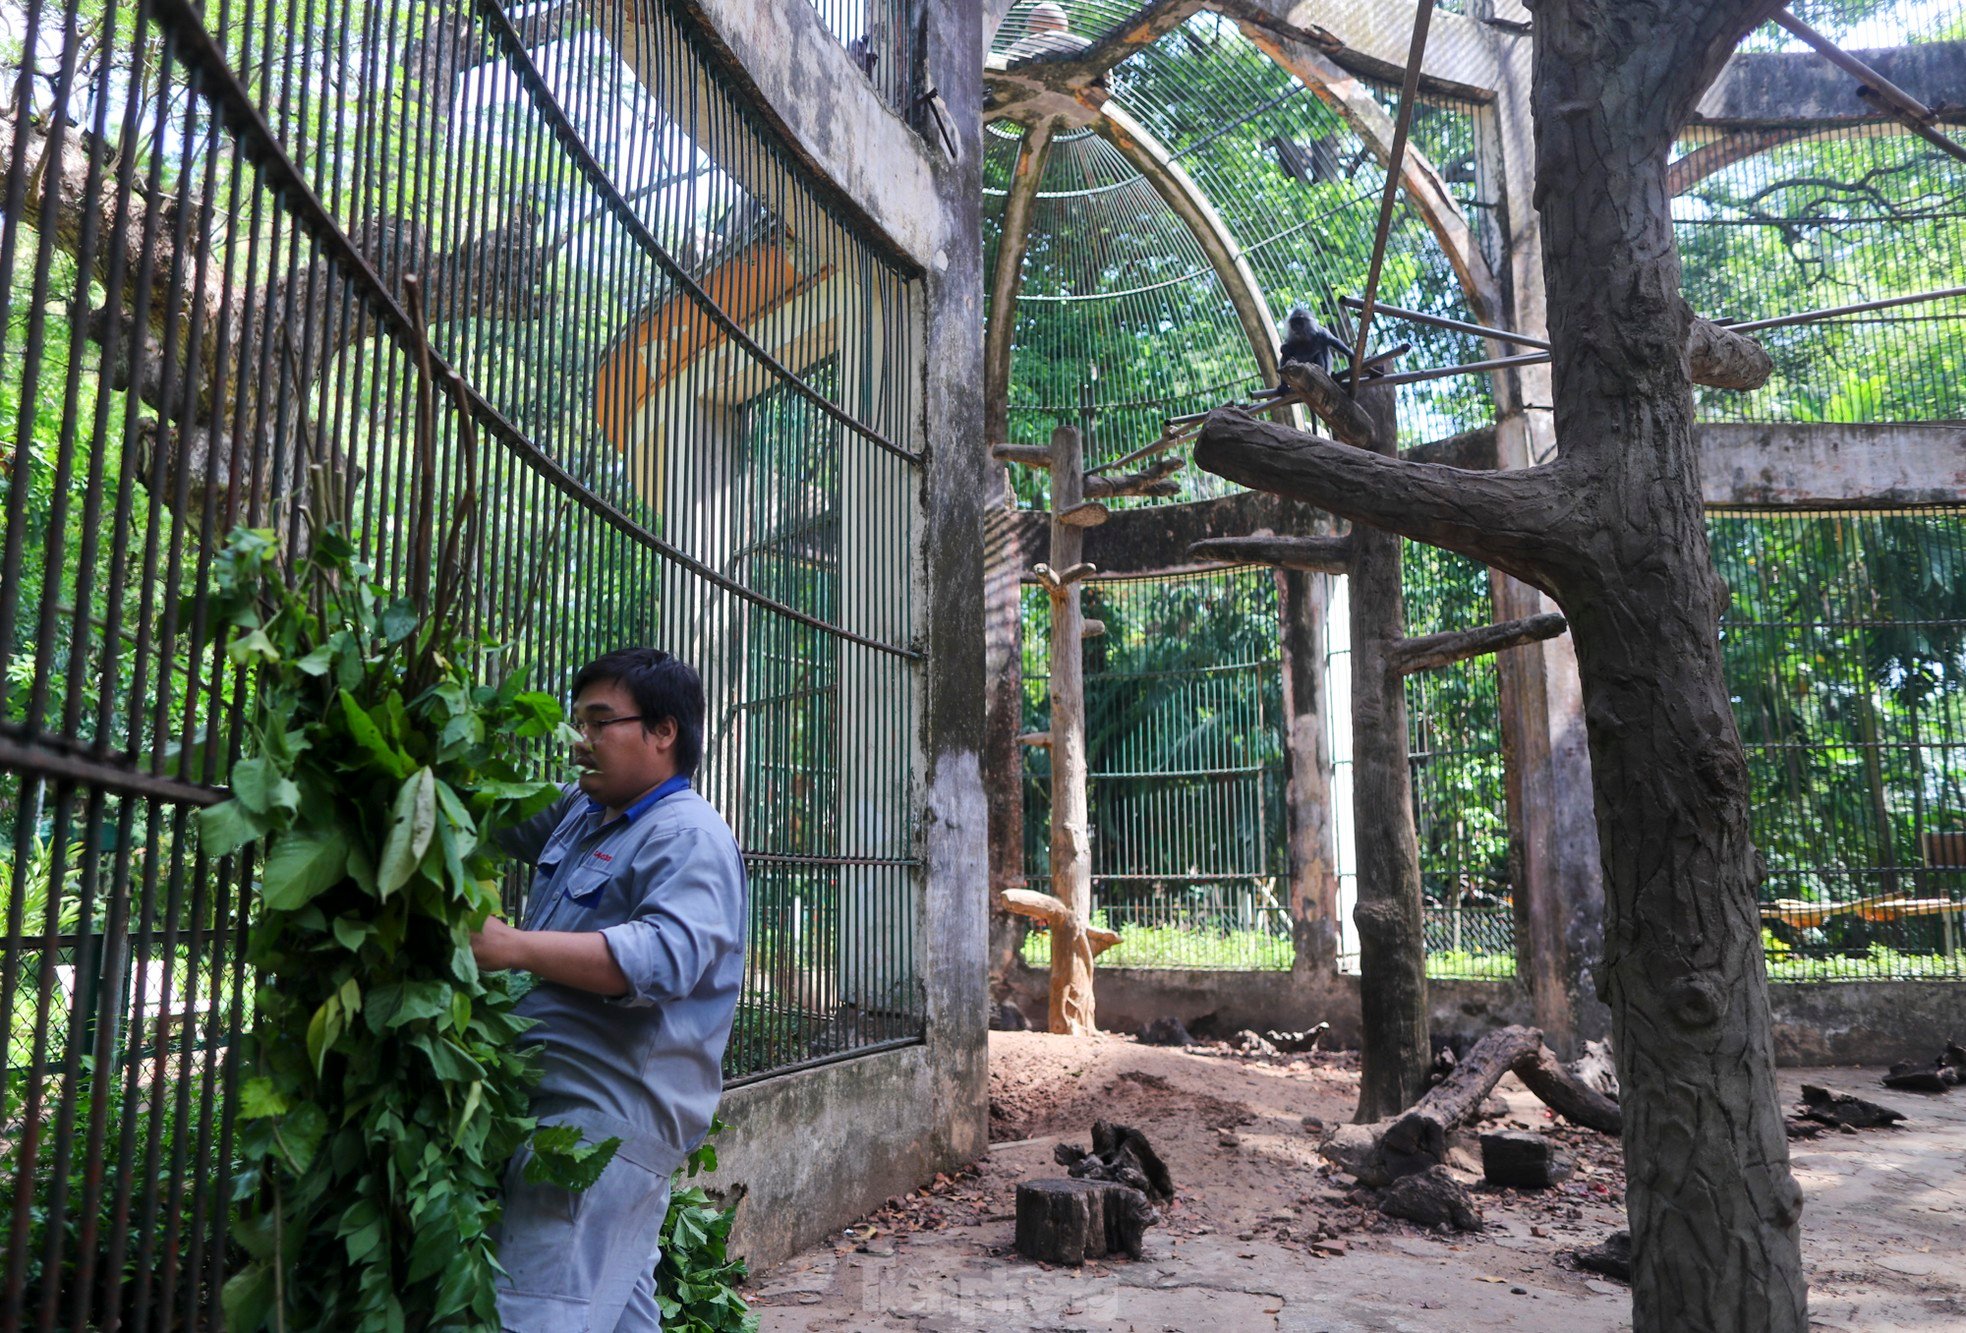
801, 0, 927, 123
1021, 566, 1291, 971
1677, 2, 1966, 424
1329, 543, 1517, 981
1712, 506, 1966, 982
0, 0, 924, 1322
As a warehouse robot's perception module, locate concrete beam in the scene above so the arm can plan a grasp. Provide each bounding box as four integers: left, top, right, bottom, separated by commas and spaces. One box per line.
1700, 421, 1966, 509
680, 0, 943, 269
1418, 419, 1966, 511
1096, 104, 1282, 388
1012, 488, 1333, 577
1696, 41, 1966, 128
1242, 0, 1500, 99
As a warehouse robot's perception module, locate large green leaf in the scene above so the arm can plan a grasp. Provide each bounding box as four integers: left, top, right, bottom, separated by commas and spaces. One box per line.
376, 768, 437, 898
262, 829, 350, 910
197, 798, 267, 859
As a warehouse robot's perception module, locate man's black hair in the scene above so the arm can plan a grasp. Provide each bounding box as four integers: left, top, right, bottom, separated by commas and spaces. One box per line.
571, 647, 706, 776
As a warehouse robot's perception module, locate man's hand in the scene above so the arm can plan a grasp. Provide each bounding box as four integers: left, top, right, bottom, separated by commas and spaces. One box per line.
471, 915, 530, 971
469, 916, 632, 998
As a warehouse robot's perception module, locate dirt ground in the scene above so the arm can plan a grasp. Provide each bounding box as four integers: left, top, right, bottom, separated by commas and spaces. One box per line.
747, 1031, 1966, 1332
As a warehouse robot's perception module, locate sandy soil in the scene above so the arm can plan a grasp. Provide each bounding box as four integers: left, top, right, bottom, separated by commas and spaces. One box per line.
748, 1032, 1966, 1332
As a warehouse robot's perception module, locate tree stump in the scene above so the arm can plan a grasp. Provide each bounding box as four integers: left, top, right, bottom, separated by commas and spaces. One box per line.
1014, 1178, 1159, 1264
1480, 1130, 1574, 1188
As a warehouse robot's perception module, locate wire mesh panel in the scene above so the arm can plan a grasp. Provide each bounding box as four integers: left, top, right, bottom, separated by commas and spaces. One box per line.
1677, 0, 1966, 423
1328, 546, 1515, 981
1021, 567, 1290, 971
1712, 507, 1966, 982
983, 6, 1503, 502
1403, 543, 1514, 981
0, 0, 924, 1322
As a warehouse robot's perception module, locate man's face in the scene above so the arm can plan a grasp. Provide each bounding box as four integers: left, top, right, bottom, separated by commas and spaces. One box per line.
570, 679, 679, 813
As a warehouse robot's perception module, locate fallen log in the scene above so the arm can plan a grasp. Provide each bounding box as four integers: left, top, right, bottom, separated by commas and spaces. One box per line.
1798, 1084, 1905, 1129
1321, 1024, 1621, 1186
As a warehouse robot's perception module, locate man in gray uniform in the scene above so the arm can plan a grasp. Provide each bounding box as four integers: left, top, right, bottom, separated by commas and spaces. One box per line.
474, 647, 747, 1331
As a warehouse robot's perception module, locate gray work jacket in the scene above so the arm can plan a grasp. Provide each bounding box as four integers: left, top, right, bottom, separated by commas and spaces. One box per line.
498, 780, 747, 1169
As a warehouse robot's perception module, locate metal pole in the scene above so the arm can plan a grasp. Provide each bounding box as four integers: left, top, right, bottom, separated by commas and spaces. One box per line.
1774, 11, 1966, 168
1725, 284, 1966, 334
1368, 351, 1550, 389
1348, 0, 1437, 395
1340, 295, 1552, 351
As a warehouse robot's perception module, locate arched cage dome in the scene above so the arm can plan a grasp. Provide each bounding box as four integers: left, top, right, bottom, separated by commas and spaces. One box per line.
984, 0, 1966, 508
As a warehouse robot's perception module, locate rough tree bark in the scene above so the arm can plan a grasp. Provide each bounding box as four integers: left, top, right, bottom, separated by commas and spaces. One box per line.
1193, 3, 1807, 1326
1344, 386, 1431, 1120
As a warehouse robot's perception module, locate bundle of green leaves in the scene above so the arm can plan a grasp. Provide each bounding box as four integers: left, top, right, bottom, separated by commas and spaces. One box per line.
199, 526, 615, 1330
657, 1119, 759, 1333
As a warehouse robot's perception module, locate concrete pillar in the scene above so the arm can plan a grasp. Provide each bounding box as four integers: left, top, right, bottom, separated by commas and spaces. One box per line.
1278, 569, 1340, 974
1477, 0, 1608, 1056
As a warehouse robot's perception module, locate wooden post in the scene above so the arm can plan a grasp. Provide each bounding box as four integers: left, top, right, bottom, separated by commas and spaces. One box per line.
1045, 421, 1098, 1035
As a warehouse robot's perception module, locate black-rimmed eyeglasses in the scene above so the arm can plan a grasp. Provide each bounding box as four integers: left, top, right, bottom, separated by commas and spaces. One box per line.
573, 715, 645, 739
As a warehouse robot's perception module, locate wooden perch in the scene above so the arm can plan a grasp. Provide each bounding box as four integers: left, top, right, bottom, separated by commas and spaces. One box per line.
1085, 455, 1184, 500
1058, 501, 1109, 528
1082, 618, 1106, 639
1321, 1025, 1621, 1187
1033, 561, 1097, 591
1276, 362, 1376, 447
1018, 731, 1052, 747
1194, 407, 1571, 596
1187, 534, 1353, 573
1001, 888, 1122, 956
1687, 317, 1774, 389
1090, 423, 1202, 475
1388, 611, 1569, 677
993, 442, 1054, 468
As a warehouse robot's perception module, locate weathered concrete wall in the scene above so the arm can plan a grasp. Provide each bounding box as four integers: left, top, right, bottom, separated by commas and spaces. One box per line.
1701, 421, 1966, 509
682, 0, 942, 267
714, 1050, 941, 1267
1767, 982, 1966, 1067
1002, 959, 1966, 1071
681, 0, 989, 1275
1698, 41, 1966, 127
998, 959, 1534, 1054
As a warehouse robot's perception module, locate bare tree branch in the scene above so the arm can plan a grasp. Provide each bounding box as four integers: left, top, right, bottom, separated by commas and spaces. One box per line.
1193, 407, 1577, 594
1388, 611, 1569, 678
1277, 361, 1375, 446
1000, 889, 1122, 956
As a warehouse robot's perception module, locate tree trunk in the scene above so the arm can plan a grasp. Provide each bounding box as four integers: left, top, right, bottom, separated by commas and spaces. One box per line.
1046, 424, 1096, 1034
1531, 5, 1806, 1327
1348, 386, 1430, 1121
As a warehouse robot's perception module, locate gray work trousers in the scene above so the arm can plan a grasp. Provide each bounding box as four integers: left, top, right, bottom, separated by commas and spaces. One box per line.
493, 1141, 674, 1332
